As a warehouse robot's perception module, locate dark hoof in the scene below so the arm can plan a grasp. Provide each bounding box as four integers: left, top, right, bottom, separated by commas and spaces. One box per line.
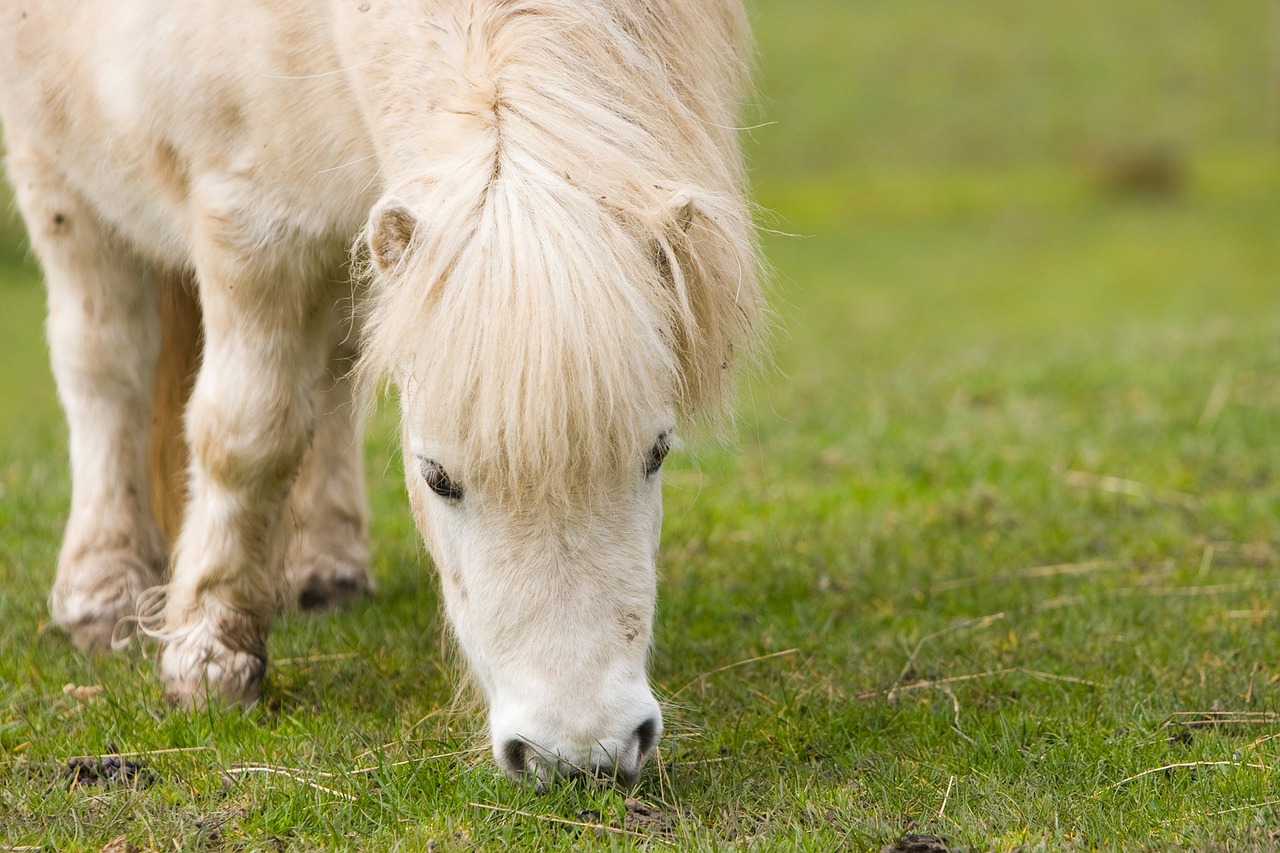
295, 557, 374, 611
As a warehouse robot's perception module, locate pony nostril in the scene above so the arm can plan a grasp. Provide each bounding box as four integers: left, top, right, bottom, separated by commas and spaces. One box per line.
502, 739, 534, 776
634, 716, 659, 758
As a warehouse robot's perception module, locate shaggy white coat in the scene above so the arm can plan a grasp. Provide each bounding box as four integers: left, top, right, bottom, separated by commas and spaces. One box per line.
0, 0, 760, 782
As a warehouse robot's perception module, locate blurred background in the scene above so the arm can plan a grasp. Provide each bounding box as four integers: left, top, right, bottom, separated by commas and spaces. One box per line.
2, 0, 1276, 445
748, 0, 1276, 377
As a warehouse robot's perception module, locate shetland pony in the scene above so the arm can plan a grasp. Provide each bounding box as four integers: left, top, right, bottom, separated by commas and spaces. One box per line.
0, 0, 760, 784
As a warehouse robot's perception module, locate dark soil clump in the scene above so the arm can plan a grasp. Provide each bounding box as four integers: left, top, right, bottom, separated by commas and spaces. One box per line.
64, 750, 158, 789
881, 833, 959, 853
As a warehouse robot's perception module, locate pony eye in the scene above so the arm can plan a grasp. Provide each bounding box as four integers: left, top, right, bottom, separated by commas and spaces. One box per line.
644, 433, 671, 478
419, 458, 463, 500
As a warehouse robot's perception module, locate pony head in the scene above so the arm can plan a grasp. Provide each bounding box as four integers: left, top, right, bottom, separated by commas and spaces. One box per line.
350, 0, 759, 784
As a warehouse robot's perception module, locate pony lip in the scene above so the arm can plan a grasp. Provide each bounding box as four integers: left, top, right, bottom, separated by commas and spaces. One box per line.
2, 0, 761, 784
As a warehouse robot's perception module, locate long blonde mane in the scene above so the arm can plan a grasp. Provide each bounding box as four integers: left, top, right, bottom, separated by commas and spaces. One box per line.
359, 0, 761, 506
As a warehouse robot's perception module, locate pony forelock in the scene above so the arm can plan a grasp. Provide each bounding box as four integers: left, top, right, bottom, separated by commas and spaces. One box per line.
357, 0, 762, 508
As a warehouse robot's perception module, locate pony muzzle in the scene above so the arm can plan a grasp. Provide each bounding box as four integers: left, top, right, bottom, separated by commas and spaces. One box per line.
492, 703, 663, 787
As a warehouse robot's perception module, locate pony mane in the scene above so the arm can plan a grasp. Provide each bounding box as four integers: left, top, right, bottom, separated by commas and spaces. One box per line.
359, 0, 761, 507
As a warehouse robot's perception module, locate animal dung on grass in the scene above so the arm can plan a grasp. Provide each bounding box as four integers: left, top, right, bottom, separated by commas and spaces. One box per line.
0, 0, 762, 785
64, 753, 158, 790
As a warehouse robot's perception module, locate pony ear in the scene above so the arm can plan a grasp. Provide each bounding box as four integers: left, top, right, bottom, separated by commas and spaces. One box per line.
652, 187, 761, 419
668, 191, 696, 234
368, 199, 418, 275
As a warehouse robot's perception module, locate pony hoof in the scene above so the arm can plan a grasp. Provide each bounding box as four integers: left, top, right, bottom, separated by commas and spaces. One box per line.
49, 550, 162, 651
158, 629, 267, 709
292, 553, 374, 611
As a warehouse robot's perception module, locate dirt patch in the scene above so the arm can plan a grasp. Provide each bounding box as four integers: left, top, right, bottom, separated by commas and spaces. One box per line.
99, 836, 140, 853
624, 797, 674, 835
881, 833, 959, 853
1082, 144, 1186, 199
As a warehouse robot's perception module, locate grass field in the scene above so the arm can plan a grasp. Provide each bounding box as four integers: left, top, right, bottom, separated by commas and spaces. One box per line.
3, 1, 1280, 850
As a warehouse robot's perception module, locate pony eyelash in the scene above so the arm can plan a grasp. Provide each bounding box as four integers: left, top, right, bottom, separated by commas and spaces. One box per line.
644, 432, 671, 478
420, 457, 464, 501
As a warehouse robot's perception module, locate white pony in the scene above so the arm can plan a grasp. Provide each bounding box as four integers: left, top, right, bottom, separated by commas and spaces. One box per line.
0, 0, 760, 784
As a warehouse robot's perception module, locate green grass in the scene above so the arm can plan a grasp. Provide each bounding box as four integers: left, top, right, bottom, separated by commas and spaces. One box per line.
4, 0, 1280, 849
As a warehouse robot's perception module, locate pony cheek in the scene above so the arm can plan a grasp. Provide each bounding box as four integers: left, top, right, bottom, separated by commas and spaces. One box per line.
406, 484, 472, 612
648, 476, 664, 553
403, 476, 435, 547
403, 473, 459, 579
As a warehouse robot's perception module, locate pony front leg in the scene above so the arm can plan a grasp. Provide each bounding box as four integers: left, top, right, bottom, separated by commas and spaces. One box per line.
283, 305, 373, 610
6, 144, 167, 650
157, 241, 334, 707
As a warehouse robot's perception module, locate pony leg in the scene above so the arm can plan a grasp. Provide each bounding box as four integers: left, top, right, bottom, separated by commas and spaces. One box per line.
283, 304, 373, 610
7, 144, 166, 650
156, 225, 337, 707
